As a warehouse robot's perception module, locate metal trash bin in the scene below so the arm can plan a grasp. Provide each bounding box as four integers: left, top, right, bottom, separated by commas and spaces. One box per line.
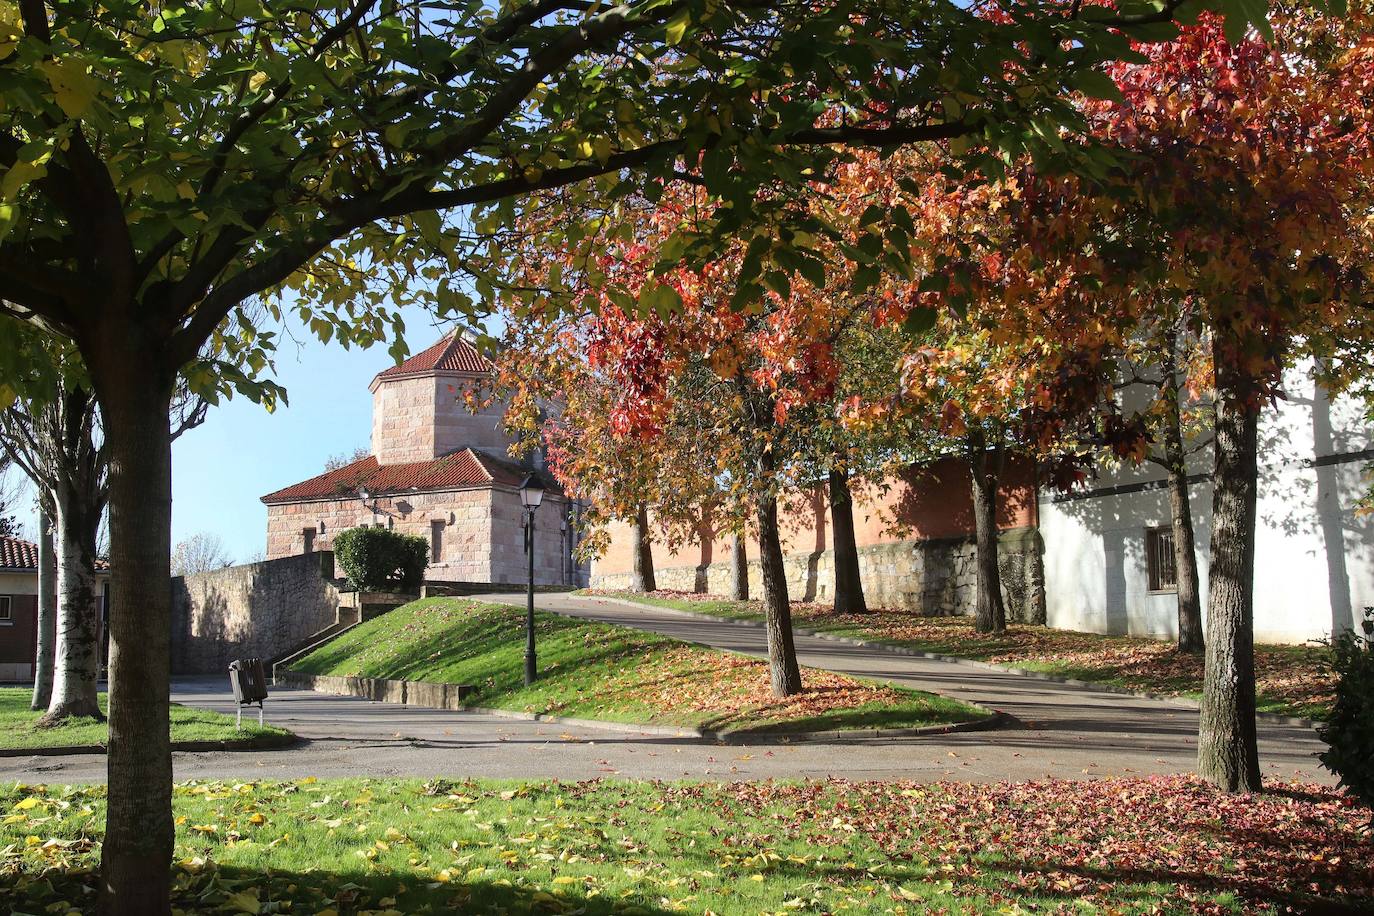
228, 658, 269, 728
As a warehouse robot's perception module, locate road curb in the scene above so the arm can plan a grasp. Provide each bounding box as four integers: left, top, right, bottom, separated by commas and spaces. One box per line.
0, 732, 298, 758
277, 670, 1008, 744
563, 593, 1324, 731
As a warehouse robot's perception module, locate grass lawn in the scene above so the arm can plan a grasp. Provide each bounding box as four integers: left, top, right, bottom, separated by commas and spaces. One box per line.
582, 590, 1336, 720
1, 776, 1369, 914
290, 598, 984, 735
0, 689, 290, 751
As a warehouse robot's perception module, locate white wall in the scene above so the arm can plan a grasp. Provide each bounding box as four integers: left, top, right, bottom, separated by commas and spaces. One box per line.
1041, 365, 1374, 644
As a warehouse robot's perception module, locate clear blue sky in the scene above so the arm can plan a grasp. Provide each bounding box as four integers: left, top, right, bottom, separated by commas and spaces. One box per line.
169, 305, 462, 562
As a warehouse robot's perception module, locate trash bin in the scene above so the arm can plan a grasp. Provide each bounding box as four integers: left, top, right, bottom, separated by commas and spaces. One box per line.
228, 658, 269, 728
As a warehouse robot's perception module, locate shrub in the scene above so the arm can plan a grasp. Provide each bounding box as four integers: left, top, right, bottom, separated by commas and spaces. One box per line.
1319, 608, 1374, 815
332, 527, 428, 592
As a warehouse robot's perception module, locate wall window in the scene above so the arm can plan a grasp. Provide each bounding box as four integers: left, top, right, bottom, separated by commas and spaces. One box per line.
430, 520, 445, 563
302, 527, 315, 554
0, 595, 11, 622
1146, 527, 1177, 593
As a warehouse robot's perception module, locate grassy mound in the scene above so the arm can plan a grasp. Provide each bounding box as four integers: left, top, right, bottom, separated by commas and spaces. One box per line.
0, 689, 290, 751
291, 598, 983, 734
584, 590, 1336, 720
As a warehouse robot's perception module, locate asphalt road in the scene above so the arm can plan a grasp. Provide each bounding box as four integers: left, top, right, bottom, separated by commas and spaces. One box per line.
0, 592, 1331, 786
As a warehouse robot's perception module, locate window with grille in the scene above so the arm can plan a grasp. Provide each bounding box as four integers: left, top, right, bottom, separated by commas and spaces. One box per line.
0, 595, 11, 621
430, 520, 444, 563
1146, 527, 1177, 593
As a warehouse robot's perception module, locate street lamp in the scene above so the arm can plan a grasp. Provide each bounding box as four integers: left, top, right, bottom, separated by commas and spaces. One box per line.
519, 473, 545, 685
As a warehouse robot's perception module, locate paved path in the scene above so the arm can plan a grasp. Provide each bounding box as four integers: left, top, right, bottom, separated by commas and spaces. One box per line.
0, 593, 1330, 786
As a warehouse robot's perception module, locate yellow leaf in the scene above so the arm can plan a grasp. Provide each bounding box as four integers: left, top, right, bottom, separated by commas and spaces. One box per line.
14, 797, 41, 811
592, 137, 612, 164
665, 9, 690, 45
248, 812, 267, 825
248, 71, 269, 92
38, 58, 101, 119
223, 890, 260, 914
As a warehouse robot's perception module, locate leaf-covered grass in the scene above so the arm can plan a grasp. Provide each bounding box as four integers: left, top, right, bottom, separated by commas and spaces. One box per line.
0, 689, 290, 751
290, 598, 984, 735
583, 590, 1336, 720
2, 775, 1370, 914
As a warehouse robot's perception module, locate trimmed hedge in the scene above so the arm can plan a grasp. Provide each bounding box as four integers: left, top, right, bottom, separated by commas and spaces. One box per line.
333, 526, 428, 592
1320, 608, 1374, 815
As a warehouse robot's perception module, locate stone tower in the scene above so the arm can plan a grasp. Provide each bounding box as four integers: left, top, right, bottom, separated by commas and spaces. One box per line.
368, 333, 512, 465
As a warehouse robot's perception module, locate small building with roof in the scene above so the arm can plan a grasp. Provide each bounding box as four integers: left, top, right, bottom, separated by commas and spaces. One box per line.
0, 535, 111, 681
260, 333, 585, 587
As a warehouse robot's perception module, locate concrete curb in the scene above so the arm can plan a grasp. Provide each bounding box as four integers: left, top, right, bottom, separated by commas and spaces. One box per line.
564, 593, 1325, 731
0, 732, 298, 759
277, 670, 1007, 744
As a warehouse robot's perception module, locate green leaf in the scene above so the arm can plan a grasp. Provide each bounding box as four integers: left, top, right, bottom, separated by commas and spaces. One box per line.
1072, 69, 1123, 103
901, 307, 937, 337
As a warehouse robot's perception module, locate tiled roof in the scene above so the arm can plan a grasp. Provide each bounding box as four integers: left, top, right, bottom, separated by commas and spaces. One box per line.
0, 535, 37, 570
375, 333, 492, 381
260, 448, 552, 504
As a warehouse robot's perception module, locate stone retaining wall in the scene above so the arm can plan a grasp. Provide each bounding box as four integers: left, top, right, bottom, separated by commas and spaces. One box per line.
171, 552, 342, 674
591, 527, 1047, 624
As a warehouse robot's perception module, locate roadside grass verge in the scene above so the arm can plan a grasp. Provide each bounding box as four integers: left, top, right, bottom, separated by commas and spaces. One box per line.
581, 590, 1335, 720
1, 776, 1369, 914
0, 689, 290, 751
290, 598, 984, 734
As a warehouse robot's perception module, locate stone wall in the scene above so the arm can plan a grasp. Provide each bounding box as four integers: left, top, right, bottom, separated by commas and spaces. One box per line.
171, 551, 342, 675
591, 526, 1047, 623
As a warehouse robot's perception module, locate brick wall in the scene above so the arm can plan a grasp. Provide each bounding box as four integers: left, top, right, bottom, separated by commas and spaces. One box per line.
593, 455, 1037, 577
592, 527, 1046, 623
171, 551, 342, 675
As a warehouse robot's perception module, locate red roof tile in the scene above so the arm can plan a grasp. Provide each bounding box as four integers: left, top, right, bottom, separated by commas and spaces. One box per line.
0, 535, 37, 570
375, 333, 492, 381
260, 448, 549, 504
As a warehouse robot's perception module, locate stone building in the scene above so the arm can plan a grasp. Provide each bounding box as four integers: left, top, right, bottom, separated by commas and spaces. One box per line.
261, 333, 585, 587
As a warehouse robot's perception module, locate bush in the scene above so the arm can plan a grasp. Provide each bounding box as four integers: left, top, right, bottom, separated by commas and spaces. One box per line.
1319, 608, 1374, 815
332, 527, 428, 592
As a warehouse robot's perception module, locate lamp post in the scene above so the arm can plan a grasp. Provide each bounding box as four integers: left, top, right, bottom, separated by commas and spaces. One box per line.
519, 473, 545, 685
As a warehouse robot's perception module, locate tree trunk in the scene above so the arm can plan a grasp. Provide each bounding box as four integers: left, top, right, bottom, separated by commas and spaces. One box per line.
1160, 331, 1204, 653
967, 428, 1007, 634
30, 509, 56, 711
730, 531, 749, 601
630, 504, 656, 593
97, 379, 175, 915
1197, 395, 1262, 793
828, 467, 867, 615
756, 492, 803, 696
41, 477, 103, 723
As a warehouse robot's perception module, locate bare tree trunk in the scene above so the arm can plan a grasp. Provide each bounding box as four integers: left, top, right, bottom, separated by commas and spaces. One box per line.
828, 467, 867, 614
30, 509, 56, 711
630, 504, 656, 593
967, 428, 1007, 634
730, 531, 749, 601
1160, 332, 1204, 653
757, 491, 803, 696
41, 477, 103, 722
98, 378, 175, 915
1197, 395, 1262, 793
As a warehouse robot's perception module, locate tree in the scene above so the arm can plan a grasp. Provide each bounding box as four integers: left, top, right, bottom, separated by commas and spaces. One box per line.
323, 446, 371, 472
0, 454, 18, 536
1083, 12, 1374, 792
0, 0, 1252, 907
170, 532, 231, 576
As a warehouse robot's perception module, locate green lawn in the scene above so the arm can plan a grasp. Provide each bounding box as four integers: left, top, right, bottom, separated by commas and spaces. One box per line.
582, 591, 1336, 720
2, 776, 1369, 914
0, 689, 291, 751
290, 598, 985, 735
